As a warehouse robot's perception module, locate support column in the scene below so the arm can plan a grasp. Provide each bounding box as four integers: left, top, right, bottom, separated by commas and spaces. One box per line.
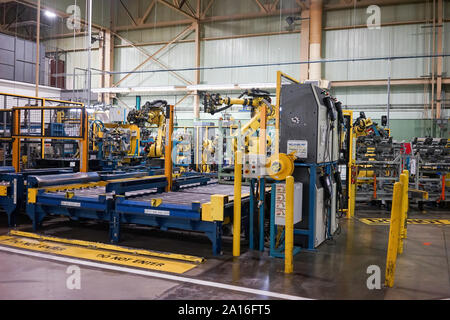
300, 8, 310, 81
436, 0, 443, 119
102, 30, 114, 104
193, 20, 201, 119
309, 0, 322, 80
35, 0, 41, 96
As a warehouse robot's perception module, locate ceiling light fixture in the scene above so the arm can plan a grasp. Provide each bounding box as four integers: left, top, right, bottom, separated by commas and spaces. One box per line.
44, 10, 57, 18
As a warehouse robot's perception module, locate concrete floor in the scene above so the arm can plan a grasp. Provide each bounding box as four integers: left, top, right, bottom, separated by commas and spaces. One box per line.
0, 205, 449, 300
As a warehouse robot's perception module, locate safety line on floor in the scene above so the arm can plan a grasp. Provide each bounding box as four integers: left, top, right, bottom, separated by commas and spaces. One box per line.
9, 230, 204, 264
0, 235, 197, 274
359, 218, 450, 225
0, 245, 310, 300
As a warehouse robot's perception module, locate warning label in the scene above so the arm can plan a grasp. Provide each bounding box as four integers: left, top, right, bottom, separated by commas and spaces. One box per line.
0, 235, 197, 274
287, 140, 307, 159
359, 218, 450, 225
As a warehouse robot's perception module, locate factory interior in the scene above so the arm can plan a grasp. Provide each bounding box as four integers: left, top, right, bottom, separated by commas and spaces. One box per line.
0, 0, 449, 304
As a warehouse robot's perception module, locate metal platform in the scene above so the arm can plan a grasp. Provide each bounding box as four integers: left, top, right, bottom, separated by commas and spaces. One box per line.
24, 172, 250, 255
126, 183, 247, 206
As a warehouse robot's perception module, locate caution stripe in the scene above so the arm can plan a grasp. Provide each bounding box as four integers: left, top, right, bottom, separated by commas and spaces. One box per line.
0, 235, 199, 274
359, 218, 450, 225
9, 230, 204, 264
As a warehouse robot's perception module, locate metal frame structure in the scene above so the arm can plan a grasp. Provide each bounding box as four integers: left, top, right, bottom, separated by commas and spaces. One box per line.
0, 92, 87, 173
0, 167, 74, 226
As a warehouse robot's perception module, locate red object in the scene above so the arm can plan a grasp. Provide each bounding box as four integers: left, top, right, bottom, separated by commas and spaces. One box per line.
423, 242, 432, 246
438, 174, 446, 202
373, 174, 377, 199
50, 59, 66, 89
402, 142, 412, 155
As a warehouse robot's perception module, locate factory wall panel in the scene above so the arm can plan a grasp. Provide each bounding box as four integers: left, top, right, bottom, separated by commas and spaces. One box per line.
202, 33, 300, 84
114, 41, 196, 87
63, 49, 101, 90
116, 25, 195, 45
324, 3, 431, 28
323, 24, 428, 81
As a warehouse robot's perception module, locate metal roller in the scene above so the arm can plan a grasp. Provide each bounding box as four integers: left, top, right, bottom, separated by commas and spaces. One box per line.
31, 172, 101, 187
22, 168, 73, 175
99, 171, 148, 180
0, 167, 16, 174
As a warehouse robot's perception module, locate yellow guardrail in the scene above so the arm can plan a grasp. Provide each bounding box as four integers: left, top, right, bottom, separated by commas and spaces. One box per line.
385, 170, 409, 288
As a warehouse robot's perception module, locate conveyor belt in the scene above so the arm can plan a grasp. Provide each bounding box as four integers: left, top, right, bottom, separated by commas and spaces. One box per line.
33, 172, 100, 187
126, 183, 248, 206
49, 186, 109, 198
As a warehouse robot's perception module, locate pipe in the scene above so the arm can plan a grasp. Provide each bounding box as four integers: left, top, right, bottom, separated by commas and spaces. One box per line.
87, 0, 93, 108
56, 53, 450, 78
387, 59, 391, 128
35, 0, 41, 97
309, 0, 323, 80
165, 105, 174, 192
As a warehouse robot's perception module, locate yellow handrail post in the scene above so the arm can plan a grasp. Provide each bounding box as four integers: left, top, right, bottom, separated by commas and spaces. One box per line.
233, 150, 242, 257
385, 181, 403, 288
165, 105, 174, 191
398, 171, 409, 254
285, 175, 294, 274
402, 170, 409, 238
12, 109, 21, 172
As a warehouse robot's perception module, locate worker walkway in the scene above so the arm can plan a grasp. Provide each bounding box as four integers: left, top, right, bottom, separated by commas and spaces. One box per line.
0, 210, 449, 299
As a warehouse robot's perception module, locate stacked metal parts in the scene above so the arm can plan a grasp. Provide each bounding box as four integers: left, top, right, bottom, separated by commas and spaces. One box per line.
410, 137, 449, 206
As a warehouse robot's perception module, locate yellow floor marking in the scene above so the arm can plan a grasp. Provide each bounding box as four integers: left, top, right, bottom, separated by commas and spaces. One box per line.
0, 235, 198, 274
359, 218, 450, 226
9, 230, 204, 264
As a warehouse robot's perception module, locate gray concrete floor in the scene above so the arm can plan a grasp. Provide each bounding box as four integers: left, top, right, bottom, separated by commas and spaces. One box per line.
0, 205, 449, 300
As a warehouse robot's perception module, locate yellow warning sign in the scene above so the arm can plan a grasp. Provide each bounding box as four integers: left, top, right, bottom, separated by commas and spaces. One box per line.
359, 218, 450, 225
0, 235, 198, 274
9, 230, 204, 264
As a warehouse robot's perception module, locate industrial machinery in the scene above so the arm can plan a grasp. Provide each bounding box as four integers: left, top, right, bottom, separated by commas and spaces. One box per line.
202, 72, 343, 251
0, 167, 73, 226
88, 100, 172, 170
90, 121, 142, 170
173, 131, 193, 171
128, 100, 167, 160
353, 112, 389, 138
203, 88, 275, 156
278, 78, 342, 249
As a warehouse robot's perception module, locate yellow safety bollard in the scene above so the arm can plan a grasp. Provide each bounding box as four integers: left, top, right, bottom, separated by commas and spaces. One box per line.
385, 181, 403, 288
398, 171, 409, 254
285, 176, 294, 274
233, 151, 242, 257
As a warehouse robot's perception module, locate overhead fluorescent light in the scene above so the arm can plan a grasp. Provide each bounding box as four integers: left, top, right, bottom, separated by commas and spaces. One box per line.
187, 84, 238, 91
131, 86, 179, 92
239, 83, 276, 89
112, 88, 131, 93
92, 87, 131, 93
44, 10, 57, 18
